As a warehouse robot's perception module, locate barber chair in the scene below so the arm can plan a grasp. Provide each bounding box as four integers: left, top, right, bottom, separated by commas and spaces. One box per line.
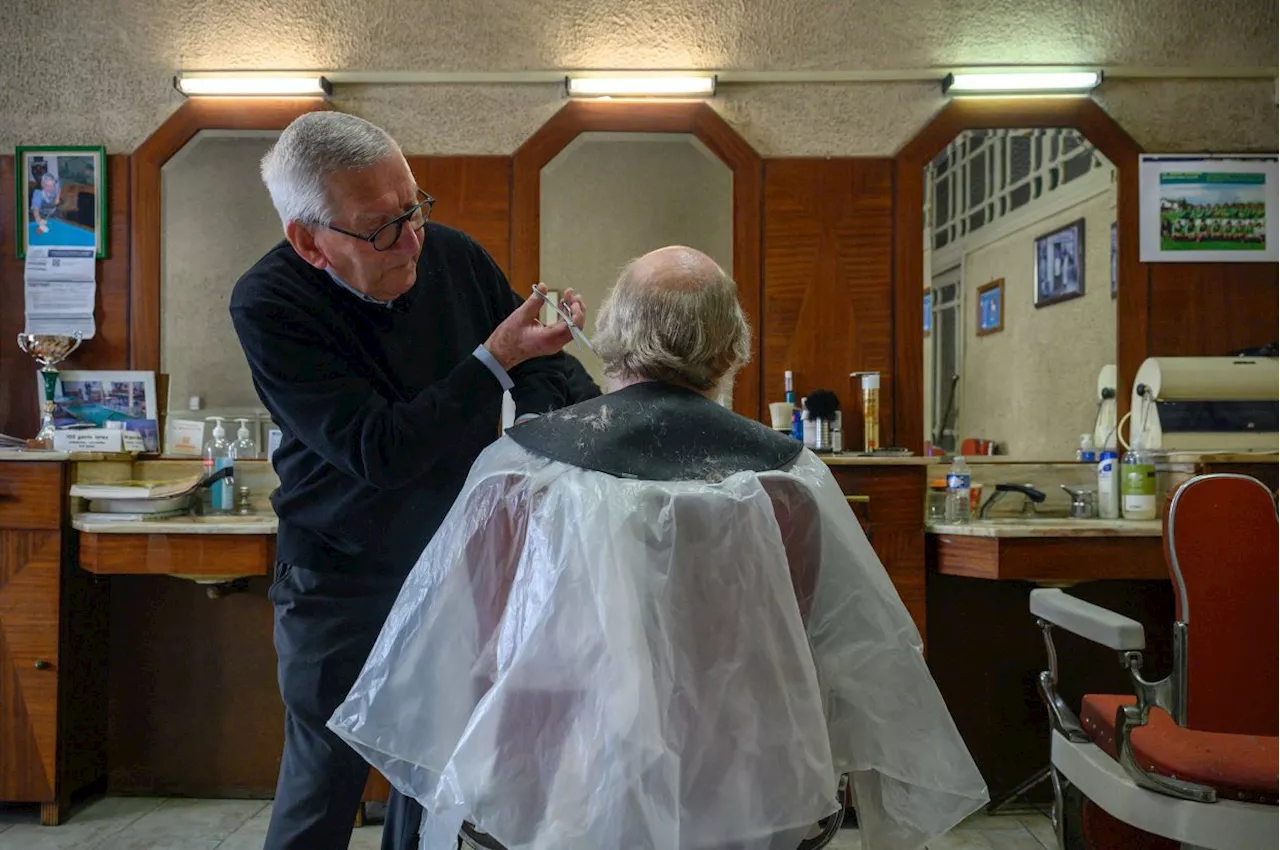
456, 474, 847, 850
1028, 473, 1278, 850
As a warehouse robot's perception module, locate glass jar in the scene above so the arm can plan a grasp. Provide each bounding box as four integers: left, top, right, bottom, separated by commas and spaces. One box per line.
927, 479, 949, 521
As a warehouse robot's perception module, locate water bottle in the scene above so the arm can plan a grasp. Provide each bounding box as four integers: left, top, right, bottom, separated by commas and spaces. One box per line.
945, 456, 972, 523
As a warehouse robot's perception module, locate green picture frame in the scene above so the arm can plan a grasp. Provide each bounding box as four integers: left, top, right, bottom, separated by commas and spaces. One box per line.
15, 144, 108, 259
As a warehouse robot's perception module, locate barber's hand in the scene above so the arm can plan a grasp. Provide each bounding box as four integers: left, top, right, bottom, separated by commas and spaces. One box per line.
485, 284, 588, 372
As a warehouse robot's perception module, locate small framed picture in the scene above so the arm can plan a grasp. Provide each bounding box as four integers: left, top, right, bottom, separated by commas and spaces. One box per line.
1138, 155, 1277, 263
1110, 221, 1118, 299
41, 370, 157, 429
976, 278, 1004, 336
923, 290, 933, 336
1034, 218, 1085, 308
15, 145, 108, 259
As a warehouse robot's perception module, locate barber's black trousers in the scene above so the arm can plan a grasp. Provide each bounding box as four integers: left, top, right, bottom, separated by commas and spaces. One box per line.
263, 563, 424, 850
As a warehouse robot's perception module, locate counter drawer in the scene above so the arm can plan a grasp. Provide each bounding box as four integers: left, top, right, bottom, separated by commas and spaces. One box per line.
0, 463, 64, 530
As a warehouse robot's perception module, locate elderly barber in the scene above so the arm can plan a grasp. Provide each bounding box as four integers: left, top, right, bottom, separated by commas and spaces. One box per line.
229, 110, 584, 850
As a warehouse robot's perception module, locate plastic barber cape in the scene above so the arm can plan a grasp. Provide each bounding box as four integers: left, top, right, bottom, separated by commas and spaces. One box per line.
328, 383, 988, 850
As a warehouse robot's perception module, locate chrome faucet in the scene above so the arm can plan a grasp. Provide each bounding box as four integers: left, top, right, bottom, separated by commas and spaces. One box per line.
979, 483, 1047, 519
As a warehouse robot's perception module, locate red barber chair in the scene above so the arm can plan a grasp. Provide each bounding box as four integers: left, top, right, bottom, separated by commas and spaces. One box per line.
1029, 473, 1278, 850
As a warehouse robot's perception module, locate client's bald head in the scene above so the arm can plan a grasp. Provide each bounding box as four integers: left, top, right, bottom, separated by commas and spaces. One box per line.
619, 245, 724, 294
594, 246, 752, 394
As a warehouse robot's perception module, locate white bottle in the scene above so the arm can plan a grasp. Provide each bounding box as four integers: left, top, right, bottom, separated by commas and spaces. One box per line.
203, 417, 233, 514
230, 418, 257, 461
945, 456, 972, 523
1096, 449, 1120, 519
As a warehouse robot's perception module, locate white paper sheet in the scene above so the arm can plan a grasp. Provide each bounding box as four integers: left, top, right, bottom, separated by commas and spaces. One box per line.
24, 246, 97, 339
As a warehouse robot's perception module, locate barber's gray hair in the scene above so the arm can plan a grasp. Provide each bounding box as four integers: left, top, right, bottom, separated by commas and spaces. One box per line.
260, 111, 399, 227
593, 253, 752, 392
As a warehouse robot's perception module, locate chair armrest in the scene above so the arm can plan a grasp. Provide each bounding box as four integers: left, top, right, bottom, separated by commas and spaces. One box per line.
1030, 588, 1146, 651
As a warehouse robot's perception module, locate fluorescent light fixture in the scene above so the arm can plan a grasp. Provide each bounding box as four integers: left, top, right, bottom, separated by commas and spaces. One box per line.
565, 75, 717, 99
942, 70, 1102, 96
174, 73, 332, 97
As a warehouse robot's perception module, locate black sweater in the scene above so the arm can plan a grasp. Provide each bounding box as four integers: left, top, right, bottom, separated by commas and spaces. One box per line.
229, 223, 569, 576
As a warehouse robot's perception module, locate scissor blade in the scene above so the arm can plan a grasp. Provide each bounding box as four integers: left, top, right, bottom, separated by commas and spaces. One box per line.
534, 287, 594, 354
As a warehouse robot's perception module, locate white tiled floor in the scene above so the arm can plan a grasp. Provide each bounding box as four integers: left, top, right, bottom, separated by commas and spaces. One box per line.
0, 797, 1054, 849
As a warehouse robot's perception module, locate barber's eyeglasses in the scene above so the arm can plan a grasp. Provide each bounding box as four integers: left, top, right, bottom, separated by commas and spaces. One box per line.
328, 188, 435, 251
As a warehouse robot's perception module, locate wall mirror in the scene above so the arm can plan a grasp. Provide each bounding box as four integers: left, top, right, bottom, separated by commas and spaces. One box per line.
922, 128, 1117, 460
510, 101, 763, 420
540, 131, 734, 394
161, 129, 280, 438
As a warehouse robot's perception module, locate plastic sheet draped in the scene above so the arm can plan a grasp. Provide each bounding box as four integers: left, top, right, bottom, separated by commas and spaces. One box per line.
328, 439, 988, 850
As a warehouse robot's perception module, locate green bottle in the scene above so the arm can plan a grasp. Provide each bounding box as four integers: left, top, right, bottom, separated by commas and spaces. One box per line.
1120, 448, 1156, 520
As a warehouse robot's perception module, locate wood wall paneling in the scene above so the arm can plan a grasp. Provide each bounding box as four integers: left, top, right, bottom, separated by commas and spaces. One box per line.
763, 159, 895, 446
406, 156, 513, 274
1146, 262, 1279, 356
1, 155, 131, 439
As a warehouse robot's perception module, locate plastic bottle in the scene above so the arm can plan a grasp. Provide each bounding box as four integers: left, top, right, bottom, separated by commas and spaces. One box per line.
1076, 434, 1096, 463
1121, 447, 1157, 520
230, 418, 257, 461
203, 417, 233, 514
1097, 449, 1120, 519
945, 456, 972, 523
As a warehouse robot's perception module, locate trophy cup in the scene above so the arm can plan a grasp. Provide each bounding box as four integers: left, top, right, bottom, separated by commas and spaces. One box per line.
16, 332, 83, 446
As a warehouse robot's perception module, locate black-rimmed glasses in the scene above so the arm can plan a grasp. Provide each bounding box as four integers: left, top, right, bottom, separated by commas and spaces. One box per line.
328, 188, 435, 251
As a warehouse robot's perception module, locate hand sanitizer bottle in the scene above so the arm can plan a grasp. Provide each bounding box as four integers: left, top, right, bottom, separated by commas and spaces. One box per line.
203, 417, 233, 514
230, 418, 257, 461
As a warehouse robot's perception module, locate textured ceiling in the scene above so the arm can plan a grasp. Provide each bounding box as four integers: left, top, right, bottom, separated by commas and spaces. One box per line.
0, 0, 1275, 154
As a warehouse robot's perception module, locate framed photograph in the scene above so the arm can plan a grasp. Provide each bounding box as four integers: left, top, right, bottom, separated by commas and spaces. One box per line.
1138, 155, 1277, 262
15, 145, 107, 259
923, 290, 933, 336
1110, 221, 1118, 299
40, 370, 157, 429
1034, 218, 1086, 308
976, 278, 1004, 336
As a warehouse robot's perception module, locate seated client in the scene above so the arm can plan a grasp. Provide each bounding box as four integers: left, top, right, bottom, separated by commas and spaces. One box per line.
328, 246, 988, 850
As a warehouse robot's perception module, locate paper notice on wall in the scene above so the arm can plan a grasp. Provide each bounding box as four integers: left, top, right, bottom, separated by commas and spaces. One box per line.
24, 246, 97, 339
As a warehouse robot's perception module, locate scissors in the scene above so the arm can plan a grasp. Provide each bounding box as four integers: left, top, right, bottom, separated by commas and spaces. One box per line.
533, 285, 594, 354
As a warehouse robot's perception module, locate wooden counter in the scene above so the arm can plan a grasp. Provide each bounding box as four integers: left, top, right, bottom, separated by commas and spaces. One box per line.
924, 515, 1174, 807
928, 518, 1166, 583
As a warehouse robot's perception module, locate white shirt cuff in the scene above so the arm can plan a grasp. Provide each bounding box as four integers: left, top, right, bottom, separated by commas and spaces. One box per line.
472, 345, 514, 392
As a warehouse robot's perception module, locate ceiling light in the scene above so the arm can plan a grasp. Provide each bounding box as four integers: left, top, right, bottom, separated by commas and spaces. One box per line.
174, 73, 332, 98
565, 75, 717, 99
942, 71, 1102, 97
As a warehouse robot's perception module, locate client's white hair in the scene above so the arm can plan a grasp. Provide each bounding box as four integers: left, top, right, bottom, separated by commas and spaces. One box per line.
259, 111, 400, 228
593, 247, 752, 394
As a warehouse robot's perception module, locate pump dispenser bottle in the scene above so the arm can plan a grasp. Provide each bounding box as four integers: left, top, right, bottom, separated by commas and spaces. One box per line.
230, 418, 257, 461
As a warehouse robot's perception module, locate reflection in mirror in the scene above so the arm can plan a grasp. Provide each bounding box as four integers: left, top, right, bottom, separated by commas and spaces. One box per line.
922, 129, 1117, 460
161, 130, 281, 446
540, 132, 733, 398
